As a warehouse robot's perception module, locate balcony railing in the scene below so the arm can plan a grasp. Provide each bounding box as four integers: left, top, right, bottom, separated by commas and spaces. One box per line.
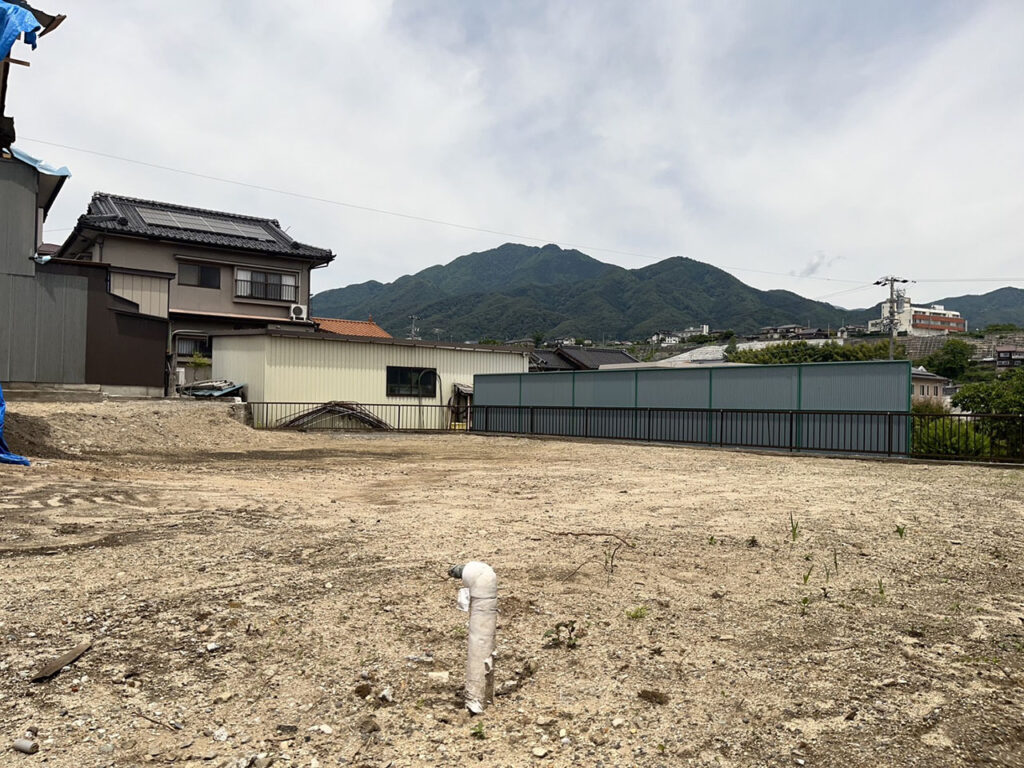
235, 280, 297, 302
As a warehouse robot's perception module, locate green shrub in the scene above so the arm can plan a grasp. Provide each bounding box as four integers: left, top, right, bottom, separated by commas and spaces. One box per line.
913, 418, 991, 457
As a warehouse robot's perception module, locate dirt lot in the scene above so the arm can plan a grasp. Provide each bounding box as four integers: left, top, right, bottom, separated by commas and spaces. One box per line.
1, 400, 1022, 768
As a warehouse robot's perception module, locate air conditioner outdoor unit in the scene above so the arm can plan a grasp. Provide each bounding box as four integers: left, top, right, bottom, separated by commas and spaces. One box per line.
289, 304, 308, 321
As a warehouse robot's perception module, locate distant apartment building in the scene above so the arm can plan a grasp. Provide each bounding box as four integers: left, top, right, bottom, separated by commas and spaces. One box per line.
868, 298, 966, 337
649, 325, 710, 345
911, 367, 950, 403
758, 324, 807, 340
995, 347, 1024, 369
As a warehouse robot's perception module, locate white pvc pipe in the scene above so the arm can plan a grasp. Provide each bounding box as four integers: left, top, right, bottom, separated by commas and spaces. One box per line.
454, 561, 497, 713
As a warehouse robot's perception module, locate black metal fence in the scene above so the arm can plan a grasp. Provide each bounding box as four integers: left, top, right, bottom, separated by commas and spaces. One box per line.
471, 405, 1024, 463
248, 402, 1024, 463
248, 402, 469, 432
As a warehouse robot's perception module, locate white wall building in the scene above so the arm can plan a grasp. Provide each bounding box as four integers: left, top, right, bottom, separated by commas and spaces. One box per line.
868, 298, 966, 336
212, 329, 529, 405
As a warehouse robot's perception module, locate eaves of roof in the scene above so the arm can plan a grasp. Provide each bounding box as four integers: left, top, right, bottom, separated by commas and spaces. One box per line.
212, 327, 530, 355
58, 192, 334, 264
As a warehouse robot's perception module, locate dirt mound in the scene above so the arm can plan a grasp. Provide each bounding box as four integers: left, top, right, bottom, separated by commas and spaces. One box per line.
3, 410, 72, 459
3, 400, 275, 458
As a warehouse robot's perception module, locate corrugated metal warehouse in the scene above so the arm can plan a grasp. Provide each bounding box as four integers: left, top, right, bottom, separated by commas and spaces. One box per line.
472, 361, 912, 455
212, 328, 529, 405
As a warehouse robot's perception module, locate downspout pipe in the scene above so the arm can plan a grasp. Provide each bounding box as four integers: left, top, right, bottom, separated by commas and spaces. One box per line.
449, 561, 497, 713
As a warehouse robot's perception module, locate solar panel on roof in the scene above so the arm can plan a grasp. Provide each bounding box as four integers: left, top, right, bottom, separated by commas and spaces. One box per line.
136, 207, 275, 241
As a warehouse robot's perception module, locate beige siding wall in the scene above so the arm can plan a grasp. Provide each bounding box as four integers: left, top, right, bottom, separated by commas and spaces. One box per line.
212, 335, 268, 400
212, 334, 528, 403
109, 272, 169, 317
98, 237, 314, 321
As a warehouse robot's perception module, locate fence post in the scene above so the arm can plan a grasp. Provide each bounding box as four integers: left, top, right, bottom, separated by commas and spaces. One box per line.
789, 410, 794, 452
887, 412, 893, 457
718, 409, 724, 446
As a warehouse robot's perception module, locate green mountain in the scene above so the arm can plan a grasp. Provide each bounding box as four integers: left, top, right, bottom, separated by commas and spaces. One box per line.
310, 244, 1024, 340
853, 287, 1024, 332
923, 287, 1024, 329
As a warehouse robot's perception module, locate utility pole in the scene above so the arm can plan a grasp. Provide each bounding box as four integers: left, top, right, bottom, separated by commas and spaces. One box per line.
408, 315, 420, 340
874, 276, 910, 360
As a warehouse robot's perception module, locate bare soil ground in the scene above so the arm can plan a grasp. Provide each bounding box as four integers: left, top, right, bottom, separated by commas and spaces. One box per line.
1, 400, 1022, 768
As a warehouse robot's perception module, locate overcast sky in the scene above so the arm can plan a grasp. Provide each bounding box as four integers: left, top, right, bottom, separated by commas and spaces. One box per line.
8, 0, 1023, 307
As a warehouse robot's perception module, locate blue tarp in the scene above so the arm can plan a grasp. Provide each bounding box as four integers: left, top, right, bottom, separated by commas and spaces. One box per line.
0, 1, 41, 61
0, 381, 30, 466
10, 145, 70, 177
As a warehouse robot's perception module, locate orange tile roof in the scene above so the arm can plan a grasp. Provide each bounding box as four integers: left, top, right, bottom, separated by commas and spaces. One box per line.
312, 317, 392, 338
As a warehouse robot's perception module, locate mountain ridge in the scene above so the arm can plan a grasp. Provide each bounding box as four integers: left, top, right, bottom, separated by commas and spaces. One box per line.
310, 244, 1023, 339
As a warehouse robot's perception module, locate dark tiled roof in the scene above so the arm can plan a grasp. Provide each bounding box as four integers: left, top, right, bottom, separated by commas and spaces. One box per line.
530, 349, 575, 370
555, 346, 638, 369
70, 192, 334, 263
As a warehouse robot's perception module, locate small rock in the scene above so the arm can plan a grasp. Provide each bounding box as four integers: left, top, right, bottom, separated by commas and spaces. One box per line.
378, 687, 394, 703
358, 716, 380, 734
212, 727, 229, 742
14, 739, 39, 754
308, 724, 332, 735
638, 689, 670, 706
206, 642, 221, 653
589, 733, 607, 746
532, 746, 549, 758
612, 718, 625, 728
214, 691, 235, 704
353, 682, 373, 698
536, 716, 555, 727
99, 744, 115, 754
275, 724, 298, 735
497, 680, 520, 696
427, 671, 450, 684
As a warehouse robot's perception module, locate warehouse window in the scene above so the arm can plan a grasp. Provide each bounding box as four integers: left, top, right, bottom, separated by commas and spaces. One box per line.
179, 263, 221, 289
386, 366, 437, 398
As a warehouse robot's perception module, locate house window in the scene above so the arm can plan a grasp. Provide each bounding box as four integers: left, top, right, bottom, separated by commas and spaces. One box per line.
386, 366, 437, 398
179, 263, 221, 289
235, 269, 298, 302
933, 386, 939, 396
175, 336, 211, 358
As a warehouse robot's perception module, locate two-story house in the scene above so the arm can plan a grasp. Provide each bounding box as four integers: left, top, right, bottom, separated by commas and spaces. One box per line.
56, 193, 335, 379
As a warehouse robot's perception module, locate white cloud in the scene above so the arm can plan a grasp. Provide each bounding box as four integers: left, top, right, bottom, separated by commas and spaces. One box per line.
7, 0, 1022, 307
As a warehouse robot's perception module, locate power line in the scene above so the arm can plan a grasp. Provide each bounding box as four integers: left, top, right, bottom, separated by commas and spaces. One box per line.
914, 277, 1024, 283
23, 136, 866, 285
813, 283, 878, 302
26, 138, 1024, 291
